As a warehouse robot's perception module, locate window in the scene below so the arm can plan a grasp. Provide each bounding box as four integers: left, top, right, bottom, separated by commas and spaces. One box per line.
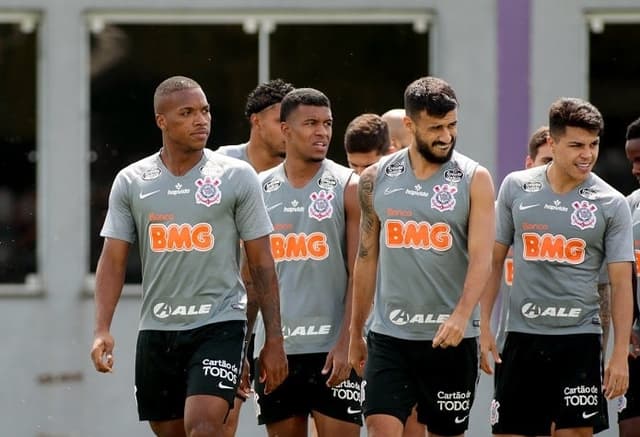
90, 24, 258, 282
88, 11, 431, 284
271, 23, 428, 164
589, 19, 640, 195
0, 20, 37, 286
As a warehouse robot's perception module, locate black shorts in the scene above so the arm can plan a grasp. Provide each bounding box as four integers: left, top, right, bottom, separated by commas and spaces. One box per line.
135, 320, 246, 421
618, 355, 640, 422
363, 331, 479, 436
492, 332, 607, 435
254, 352, 363, 426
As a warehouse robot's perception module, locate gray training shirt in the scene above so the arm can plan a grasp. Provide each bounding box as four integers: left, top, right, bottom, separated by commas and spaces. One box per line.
496, 165, 633, 335
254, 159, 355, 356
216, 142, 250, 163
101, 148, 273, 331
369, 149, 480, 341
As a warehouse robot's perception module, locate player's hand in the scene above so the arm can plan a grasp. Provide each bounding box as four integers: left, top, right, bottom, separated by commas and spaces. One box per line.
258, 335, 288, 395
322, 336, 351, 387
432, 312, 467, 349
237, 357, 252, 400
90, 331, 114, 373
603, 352, 629, 400
348, 335, 367, 378
479, 326, 501, 374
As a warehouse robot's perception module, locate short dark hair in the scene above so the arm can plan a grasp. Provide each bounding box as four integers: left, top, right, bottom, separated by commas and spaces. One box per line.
280, 88, 330, 122
626, 117, 640, 141
344, 114, 390, 155
244, 78, 295, 118
528, 126, 549, 161
404, 76, 458, 119
548, 97, 604, 140
154, 76, 201, 112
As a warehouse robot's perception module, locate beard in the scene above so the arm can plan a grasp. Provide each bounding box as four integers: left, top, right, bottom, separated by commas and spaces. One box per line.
416, 135, 456, 164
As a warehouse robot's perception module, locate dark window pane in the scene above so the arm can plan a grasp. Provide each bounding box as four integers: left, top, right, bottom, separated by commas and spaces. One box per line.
90, 24, 258, 282
270, 24, 429, 164
590, 24, 640, 195
0, 24, 37, 282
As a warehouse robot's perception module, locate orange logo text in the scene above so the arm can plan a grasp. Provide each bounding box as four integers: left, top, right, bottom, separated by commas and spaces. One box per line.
149, 223, 214, 252
385, 219, 452, 251
270, 232, 329, 261
522, 232, 585, 264
504, 258, 514, 286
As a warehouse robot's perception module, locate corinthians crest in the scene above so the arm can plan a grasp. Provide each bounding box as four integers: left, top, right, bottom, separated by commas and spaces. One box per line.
430, 184, 458, 212
308, 190, 334, 221
194, 176, 222, 207
570, 200, 598, 230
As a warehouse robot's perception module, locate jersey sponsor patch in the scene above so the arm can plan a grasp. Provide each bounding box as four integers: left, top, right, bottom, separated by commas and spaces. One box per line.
578, 187, 598, 200
308, 190, 334, 221
270, 232, 329, 261
149, 222, 214, 252
388, 308, 450, 325
317, 172, 338, 190
503, 258, 514, 286
521, 232, 586, 264
199, 160, 224, 177
522, 181, 542, 192
571, 200, 598, 230
263, 177, 283, 192
384, 161, 406, 177
151, 298, 214, 321
195, 176, 222, 207
544, 200, 569, 212
520, 299, 584, 327
444, 167, 464, 183
431, 184, 457, 212
142, 167, 162, 180
385, 220, 452, 251
282, 200, 304, 213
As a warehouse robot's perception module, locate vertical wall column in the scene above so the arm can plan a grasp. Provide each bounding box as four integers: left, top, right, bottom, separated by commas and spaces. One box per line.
37, 6, 89, 301
497, 0, 530, 181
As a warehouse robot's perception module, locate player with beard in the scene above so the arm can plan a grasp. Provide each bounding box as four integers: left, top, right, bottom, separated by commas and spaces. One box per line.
348, 76, 496, 437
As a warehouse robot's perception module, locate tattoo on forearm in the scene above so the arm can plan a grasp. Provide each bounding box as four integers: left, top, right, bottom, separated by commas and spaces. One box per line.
358, 173, 376, 259
250, 264, 282, 336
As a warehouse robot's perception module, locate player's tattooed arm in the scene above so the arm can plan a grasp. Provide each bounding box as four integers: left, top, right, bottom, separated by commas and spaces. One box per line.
349, 164, 381, 376
244, 235, 288, 393
358, 165, 380, 259
244, 238, 283, 340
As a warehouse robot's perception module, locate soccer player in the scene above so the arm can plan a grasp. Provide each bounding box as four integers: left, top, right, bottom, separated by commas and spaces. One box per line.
253, 88, 362, 437
90, 76, 287, 437
349, 76, 496, 437
481, 97, 634, 437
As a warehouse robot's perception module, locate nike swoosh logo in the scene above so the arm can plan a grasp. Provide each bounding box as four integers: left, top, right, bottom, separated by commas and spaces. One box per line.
518, 203, 539, 211
266, 202, 283, 212
347, 407, 362, 414
218, 381, 234, 390
582, 411, 598, 419
384, 187, 404, 195
139, 190, 160, 199
454, 415, 468, 424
